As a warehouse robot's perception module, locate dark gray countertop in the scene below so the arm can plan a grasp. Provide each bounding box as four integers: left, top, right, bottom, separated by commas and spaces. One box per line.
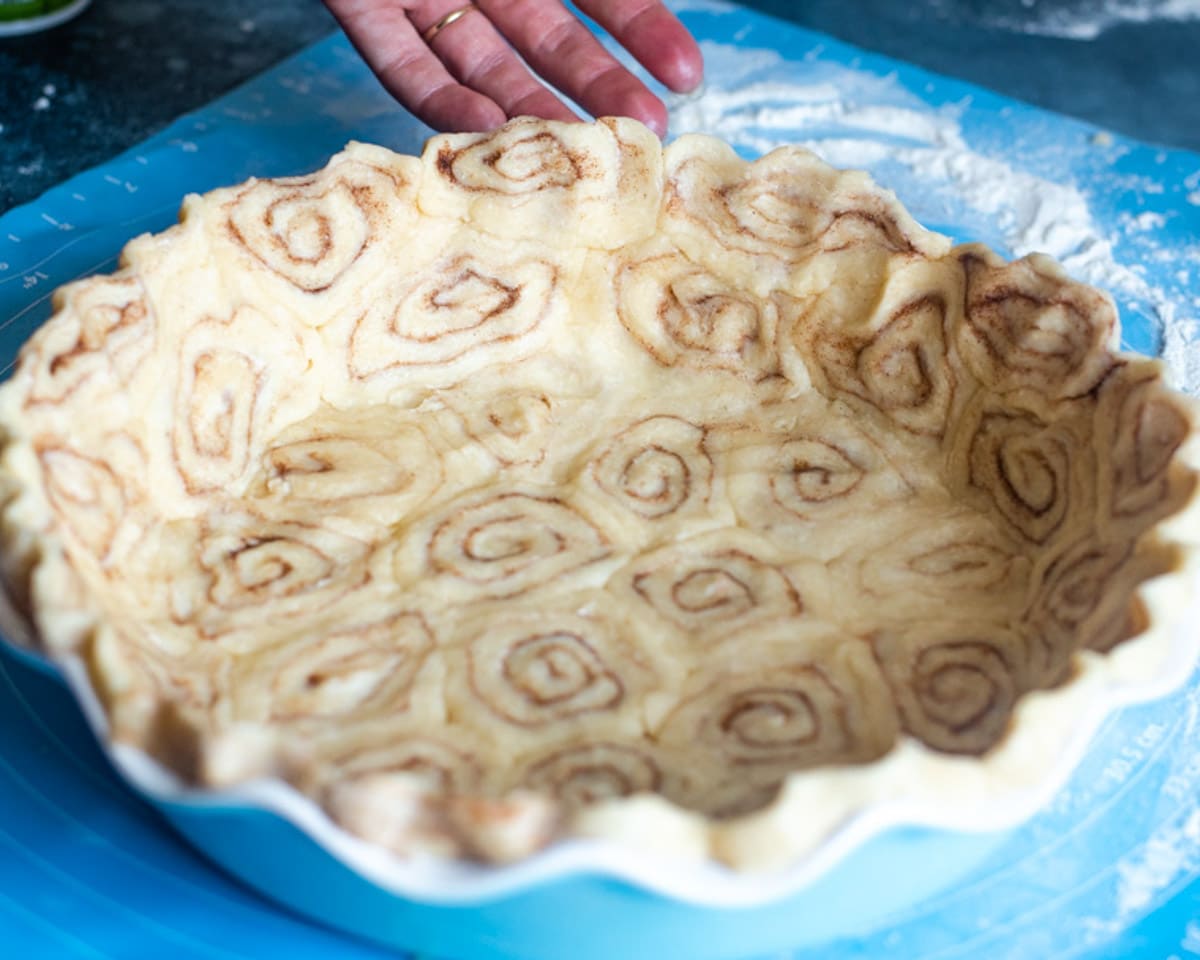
2, 0, 1198, 213
0, 0, 337, 212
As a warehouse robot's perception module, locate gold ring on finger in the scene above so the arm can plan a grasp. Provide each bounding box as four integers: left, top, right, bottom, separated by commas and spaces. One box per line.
421, 3, 479, 45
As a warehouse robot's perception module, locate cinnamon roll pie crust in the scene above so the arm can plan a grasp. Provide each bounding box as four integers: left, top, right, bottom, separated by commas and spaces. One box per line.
1, 118, 1197, 870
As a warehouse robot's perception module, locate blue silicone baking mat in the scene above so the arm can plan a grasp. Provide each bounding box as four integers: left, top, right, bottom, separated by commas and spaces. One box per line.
2, 1, 1200, 956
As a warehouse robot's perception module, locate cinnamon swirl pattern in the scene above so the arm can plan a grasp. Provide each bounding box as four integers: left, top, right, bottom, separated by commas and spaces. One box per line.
662, 140, 949, 292
723, 402, 915, 554
787, 259, 962, 439
418, 116, 662, 249
166, 514, 374, 644
1095, 360, 1198, 534
1023, 535, 1177, 677
173, 345, 260, 495
666, 669, 850, 767
519, 742, 664, 812
658, 627, 896, 816
948, 398, 1094, 547
21, 274, 153, 408
285, 717, 486, 804
843, 504, 1031, 620
1, 119, 1196, 869
583, 415, 715, 532
452, 389, 555, 469
422, 490, 610, 600
460, 608, 645, 732
223, 146, 419, 298
36, 443, 130, 563
957, 245, 1117, 402
332, 735, 481, 796
249, 406, 442, 529
872, 623, 1029, 754
613, 243, 781, 380
347, 243, 560, 385
170, 306, 312, 497
233, 611, 435, 724
612, 533, 802, 641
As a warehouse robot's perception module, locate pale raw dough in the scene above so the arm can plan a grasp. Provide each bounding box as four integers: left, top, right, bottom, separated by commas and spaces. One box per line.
1, 117, 1197, 869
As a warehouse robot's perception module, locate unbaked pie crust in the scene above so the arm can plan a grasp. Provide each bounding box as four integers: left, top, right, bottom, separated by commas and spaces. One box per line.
1, 118, 1197, 870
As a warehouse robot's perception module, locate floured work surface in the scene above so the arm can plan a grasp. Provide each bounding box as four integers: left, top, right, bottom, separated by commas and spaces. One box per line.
0, 117, 1196, 868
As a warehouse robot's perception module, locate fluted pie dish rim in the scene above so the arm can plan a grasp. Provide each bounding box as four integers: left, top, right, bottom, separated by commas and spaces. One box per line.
1, 116, 1199, 899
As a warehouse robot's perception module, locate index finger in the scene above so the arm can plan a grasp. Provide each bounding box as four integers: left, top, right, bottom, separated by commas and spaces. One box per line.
325, 0, 507, 131
475, 0, 698, 136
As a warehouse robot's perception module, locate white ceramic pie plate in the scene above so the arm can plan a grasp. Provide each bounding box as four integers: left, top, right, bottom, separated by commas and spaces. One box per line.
4, 541, 1198, 959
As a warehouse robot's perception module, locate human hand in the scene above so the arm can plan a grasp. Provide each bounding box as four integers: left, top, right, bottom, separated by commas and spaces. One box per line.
323, 0, 704, 137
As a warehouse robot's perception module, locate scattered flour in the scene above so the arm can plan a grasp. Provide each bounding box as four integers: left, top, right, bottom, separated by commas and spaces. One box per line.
31, 82, 57, 112
1070, 688, 1200, 946
675, 0, 1200, 38
1163, 311, 1200, 391
929, 0, 1200, 39
1121, 210, 1169, 233
1116, 833, 1192, 915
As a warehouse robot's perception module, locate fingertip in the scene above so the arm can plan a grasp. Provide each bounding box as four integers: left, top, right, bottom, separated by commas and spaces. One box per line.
464, 97, 509, 132
424, 89, 507, 132
508, 89, 580, 125
648, 30, 704, 94
622, 90, 669, 138
593, 3, 705, 94
663, 44, 704, 94
645, 109, 669, 140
